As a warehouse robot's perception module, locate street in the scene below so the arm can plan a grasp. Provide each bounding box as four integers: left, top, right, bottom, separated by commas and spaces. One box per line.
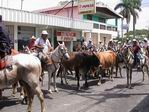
1, 69, 149, 112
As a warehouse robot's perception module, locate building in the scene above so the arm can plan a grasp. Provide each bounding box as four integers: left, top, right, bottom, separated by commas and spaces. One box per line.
0, 7, 92, 51
35, 2, 122, 47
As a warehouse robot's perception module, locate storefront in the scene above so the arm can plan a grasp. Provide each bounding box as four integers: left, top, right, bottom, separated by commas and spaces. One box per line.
0, 7, 92, 51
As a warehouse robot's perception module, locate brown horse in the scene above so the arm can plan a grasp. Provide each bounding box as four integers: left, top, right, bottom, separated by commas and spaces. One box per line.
0, 53, 45, 112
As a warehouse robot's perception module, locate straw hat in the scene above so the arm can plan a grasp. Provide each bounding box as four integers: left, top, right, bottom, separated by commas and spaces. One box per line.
42, 30, 48, 35
31, 35, 36, 39
133, 39, 137, 42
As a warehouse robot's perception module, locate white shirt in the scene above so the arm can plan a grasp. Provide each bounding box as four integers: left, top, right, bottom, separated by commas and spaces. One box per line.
34, 37, 52, 53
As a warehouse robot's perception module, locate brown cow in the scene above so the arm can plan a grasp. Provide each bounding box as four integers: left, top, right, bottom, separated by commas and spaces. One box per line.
96, 50, 117, 83
59, 51, 100, 90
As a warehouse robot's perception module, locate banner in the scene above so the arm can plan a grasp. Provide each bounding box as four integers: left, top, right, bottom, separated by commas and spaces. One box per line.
56, 31, 77, 41
78, 0, 96, 15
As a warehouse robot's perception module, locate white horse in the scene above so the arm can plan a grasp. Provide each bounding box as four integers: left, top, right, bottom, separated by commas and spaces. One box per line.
40, 42, 70, 94
0, 54, 45, 112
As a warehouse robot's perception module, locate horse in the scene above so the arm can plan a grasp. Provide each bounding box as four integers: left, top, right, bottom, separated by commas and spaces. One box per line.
39, 42, 70, 94
122, 46, 149, 88
0, 53, 45, 112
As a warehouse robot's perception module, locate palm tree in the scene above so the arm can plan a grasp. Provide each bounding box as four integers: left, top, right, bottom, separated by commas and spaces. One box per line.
114, 0, 132, 36
130, 0, 142, 38
114, 0, 142, 38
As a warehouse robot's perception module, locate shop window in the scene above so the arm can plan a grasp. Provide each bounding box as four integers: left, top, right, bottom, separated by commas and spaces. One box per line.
87, 15, 92, 20
98, 17, 106, 23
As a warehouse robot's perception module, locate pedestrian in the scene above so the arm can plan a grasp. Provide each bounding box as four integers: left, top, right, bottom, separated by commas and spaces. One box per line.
87, 39, 93, 50
27, 35, 36, 52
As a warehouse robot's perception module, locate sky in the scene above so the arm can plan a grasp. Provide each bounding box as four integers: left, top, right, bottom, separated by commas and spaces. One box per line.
0, 0, 149, 30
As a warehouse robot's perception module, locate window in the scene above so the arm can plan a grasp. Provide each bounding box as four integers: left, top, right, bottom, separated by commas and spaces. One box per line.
87, 15, 92, 20
100, 25, 106, 30
98, 17, 106, 23
93, 23, 99, 29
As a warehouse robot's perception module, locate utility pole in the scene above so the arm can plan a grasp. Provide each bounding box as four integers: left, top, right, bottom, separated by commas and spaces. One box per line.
1, 0, 3, 7
21, 0, 23, 10
71, 0, 74, 19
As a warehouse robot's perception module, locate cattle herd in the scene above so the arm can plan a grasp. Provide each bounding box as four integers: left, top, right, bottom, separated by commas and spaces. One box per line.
0, 42, 149, 112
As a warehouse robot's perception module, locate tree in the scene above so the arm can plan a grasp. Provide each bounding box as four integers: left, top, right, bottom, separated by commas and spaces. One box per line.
114, 0, 132, 35
114, 0, 142, 39
130, 0, 142, 38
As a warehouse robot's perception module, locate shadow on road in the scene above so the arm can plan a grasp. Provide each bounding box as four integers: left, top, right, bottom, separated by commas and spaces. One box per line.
130, 95, 149, 112
0, 97, 21, 110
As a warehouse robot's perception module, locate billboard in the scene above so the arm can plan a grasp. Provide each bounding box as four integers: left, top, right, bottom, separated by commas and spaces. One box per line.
56, 31, 77, 41
78, 0, 96, 15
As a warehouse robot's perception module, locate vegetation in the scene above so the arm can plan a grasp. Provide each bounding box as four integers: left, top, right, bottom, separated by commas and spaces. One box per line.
124, 29, 149, 38
114, 0, 142, 38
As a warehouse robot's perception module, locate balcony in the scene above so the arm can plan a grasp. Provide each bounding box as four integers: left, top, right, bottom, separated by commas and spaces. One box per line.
0, 7, 93, 31
93, 21, 117, 31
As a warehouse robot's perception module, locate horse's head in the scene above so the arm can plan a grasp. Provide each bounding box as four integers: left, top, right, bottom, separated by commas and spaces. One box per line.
57, 42, 70, 60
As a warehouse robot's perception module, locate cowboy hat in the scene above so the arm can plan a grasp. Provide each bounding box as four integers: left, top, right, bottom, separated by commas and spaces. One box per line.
144, 38, 148, 41
31, 35, 36, 39
42, 30, 48, 35
133, 39, 137, 41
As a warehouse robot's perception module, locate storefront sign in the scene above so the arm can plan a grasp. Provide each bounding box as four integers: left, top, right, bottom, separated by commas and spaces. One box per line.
78, 0, 96, 15
56, 31, 76, 41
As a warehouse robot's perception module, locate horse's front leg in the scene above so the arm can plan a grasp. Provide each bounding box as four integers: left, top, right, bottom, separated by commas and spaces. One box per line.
47, 67, 52, 94
12, 82, 18, 97
75, 68, 80, 90
119, 66, 123, 78
129, 68, 133, 89
110, 67, 114, 81
53, 69, 58, 92
0, 89, 2, 99
84, 69, 89, 88
126, 66, 130, 88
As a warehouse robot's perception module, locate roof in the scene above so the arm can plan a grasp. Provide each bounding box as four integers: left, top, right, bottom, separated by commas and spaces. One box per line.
34, 4, 122, 18
96, 6, 122, 18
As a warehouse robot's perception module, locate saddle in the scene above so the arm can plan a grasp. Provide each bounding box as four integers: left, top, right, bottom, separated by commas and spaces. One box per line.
0, 58, 6, 70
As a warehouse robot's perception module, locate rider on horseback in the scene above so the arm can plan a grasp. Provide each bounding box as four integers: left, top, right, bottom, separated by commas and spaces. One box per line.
131, 39, 141, 68
107, 39, 116, 51
34, 30, 53, 55
0, 15, 12, 59
0, 15, 12, 98
142, 38, 149, 57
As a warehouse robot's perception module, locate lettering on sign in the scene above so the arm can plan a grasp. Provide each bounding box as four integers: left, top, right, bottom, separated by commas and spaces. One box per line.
78, 0, 96, 15
56, 31, 77, 41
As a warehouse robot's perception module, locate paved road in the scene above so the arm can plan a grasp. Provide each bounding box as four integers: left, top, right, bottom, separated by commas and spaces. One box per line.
1, 69, 149, 112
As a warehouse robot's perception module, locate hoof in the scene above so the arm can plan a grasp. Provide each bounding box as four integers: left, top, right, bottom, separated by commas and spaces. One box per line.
97, 82, 101, 86
48, 89, 53, 94
77, 87, 81, 91
54, 88, 59, 92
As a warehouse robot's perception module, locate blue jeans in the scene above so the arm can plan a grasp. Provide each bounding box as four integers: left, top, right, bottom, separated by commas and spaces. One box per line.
133, 53, 140, 67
